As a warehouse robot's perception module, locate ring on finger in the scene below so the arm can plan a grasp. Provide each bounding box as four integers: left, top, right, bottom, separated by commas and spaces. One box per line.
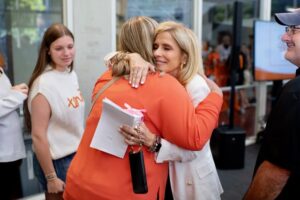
135, 126, 141, 134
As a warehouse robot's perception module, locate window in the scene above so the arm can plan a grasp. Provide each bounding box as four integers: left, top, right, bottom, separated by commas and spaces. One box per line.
0, 0, 63, 84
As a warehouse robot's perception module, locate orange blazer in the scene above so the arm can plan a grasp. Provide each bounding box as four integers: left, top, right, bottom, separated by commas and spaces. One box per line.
64, 70, 222, 200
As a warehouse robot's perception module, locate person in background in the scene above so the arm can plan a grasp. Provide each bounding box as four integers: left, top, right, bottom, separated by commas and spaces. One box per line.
119, 21, 223, 200
226, 48, 249, 114
205, 45, 221, 81
215, 32, 232, 87
240, 43, 251, 109
202, 40, 211, 60
0, 52, 28, 199
216, 33, 232, 63
244, 9, 300, 200
23, 23, 85, 200
64, 16, 223, 200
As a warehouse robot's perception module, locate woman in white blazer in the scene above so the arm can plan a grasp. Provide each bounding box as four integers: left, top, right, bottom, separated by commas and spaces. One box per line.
0, 52, 28, 199
119, 21, 223, 200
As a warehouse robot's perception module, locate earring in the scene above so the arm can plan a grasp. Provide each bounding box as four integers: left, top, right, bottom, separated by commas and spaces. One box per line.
180, 63, 185, 70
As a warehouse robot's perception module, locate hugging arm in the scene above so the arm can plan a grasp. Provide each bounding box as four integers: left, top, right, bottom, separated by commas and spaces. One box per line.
119, 124, 197, 162
104, 52, 155, 87
120, 74, 222, 152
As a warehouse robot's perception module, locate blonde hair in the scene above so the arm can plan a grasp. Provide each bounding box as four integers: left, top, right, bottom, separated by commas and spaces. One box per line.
154, 21, 204, 86
111, 16, 158, 76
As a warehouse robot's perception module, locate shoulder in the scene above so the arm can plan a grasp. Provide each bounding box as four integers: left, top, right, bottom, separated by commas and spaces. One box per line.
284, 76, 300, 92
92, 69, 113, 98
185, 75, 210, 104
188, 75, 207, 86
95, 69, 112, 83
186, 75, 210, 92
146, 72, 184, 90
93, 69, 112, 86
32, 72, 54, 89
277, 77, 300, 104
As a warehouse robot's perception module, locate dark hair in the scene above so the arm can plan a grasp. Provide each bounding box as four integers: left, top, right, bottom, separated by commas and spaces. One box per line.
24, 23, 74, 131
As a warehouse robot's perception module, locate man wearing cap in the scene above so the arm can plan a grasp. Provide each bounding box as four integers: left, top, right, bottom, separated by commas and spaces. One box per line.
244, 10, 300, 200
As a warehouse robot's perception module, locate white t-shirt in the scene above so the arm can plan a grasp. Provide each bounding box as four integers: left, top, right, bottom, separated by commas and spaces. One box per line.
0, 68, 26, 162
28, 66, 85, 160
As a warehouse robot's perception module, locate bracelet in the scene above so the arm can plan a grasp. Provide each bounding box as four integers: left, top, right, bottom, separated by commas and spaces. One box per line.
148, 135, 161, 153
45, 172, 57, 182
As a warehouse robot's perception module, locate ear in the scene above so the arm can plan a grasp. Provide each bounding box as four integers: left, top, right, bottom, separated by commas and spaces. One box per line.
181, 53, 188, 65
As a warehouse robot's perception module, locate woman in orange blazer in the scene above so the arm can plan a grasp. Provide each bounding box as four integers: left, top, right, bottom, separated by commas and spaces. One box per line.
64, 16, 222, 200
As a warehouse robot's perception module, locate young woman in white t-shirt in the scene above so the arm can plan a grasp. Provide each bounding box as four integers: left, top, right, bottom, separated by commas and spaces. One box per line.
24, 23, 85, 200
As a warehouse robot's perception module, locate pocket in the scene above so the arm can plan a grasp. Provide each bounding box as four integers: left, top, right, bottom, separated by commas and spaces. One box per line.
196, 163, 213, 179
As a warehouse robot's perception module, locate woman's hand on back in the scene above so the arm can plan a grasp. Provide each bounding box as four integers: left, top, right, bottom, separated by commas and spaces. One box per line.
12, 83, 28, 95
201, 75, 223, 98
128, 53, 156, 88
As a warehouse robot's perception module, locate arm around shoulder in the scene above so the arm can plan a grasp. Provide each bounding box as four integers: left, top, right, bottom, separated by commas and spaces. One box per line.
156, 76, 222, 150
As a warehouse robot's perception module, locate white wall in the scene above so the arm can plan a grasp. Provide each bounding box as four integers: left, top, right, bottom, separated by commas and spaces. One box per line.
70, 0, 116, 117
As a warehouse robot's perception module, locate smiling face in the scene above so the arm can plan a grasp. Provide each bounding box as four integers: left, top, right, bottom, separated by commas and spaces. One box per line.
48, 35, 75, 71
281, 28, 300, 67
153, 31, 186, 77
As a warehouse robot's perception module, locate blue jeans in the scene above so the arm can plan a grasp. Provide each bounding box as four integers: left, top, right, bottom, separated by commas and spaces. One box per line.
33, 152, 75, 191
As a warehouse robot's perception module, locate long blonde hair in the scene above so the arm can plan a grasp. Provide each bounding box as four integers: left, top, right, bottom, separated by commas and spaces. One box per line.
111, 16, 158, 76
154, 21, 204, 86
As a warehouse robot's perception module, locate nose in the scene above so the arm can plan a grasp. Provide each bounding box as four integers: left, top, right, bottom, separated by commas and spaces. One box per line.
63, 48, 72, 57
281, 32, 290, 42
153, 47, 161, 58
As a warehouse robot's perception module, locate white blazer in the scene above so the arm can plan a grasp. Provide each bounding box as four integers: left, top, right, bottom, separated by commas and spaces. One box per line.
156, 75, 223, 200
0, 68, 26, 162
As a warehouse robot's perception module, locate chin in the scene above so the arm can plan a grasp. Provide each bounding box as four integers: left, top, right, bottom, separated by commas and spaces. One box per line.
284, 54, 294, 63
157, 66, 165, 72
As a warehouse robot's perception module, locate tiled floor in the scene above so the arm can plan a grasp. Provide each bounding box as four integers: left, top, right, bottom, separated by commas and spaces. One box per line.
19, 193, 44, 200
216, 101, 261, 200
218, 143, 260, 200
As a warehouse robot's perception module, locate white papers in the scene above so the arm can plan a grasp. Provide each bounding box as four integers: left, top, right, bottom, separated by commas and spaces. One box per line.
90, 98, 142, 158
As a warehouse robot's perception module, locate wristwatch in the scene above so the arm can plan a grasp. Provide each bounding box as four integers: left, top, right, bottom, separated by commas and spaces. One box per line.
148, 135, 161, 152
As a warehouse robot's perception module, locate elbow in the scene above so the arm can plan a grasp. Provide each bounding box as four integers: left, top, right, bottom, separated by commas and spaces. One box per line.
31, 131, 48, 147
192, 138, 207, 150
179, 138, 207, 151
